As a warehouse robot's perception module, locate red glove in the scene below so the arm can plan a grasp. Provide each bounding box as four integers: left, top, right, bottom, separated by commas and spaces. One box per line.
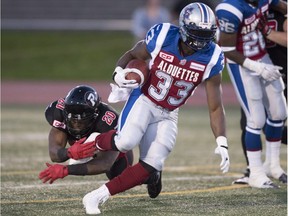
39, 163, 68, 184
67, 137, 96, 159
257, 14, 272, 36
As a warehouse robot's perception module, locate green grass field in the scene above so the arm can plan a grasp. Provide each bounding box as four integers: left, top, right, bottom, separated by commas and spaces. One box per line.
1, 105, 287, 216
1, 30, 231, 82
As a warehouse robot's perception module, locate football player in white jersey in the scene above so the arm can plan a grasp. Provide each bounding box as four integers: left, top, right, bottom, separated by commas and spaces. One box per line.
82, 3, 230, 214
216, 0, 287, 189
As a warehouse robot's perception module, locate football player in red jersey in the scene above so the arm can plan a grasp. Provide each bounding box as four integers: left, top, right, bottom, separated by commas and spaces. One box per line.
216, 0, 287, 189
38, 85, 134, 183
82, 3, 230, 215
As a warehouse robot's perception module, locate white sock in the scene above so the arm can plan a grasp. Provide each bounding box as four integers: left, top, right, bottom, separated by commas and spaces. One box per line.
247, 151, 266, 176
269, 141, 284, 178
264, 141, 271, 165
263, 141, 272, 176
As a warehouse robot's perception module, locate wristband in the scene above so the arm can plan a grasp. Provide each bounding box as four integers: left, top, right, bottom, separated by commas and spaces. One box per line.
243, 58, 257, 72
68, 164, 88, 176
113, 66, 124, 82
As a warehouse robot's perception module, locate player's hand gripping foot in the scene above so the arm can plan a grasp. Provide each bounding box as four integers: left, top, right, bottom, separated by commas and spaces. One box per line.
83, 185, 110, 215
147, 171, 162, 198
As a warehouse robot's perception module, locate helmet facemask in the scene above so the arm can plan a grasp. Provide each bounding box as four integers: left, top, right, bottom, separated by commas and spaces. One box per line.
63, 85, 100, 139
64, 109, 98, 139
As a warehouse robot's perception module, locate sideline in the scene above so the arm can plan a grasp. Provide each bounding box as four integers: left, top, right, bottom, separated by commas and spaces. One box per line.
2, 80, 239, 106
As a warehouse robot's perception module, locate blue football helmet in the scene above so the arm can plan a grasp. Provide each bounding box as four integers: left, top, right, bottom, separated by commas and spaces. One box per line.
179, 2, 217, 50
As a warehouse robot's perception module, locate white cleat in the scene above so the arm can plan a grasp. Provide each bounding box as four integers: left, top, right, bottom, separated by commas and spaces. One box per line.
232, 176, 249, 185
263, 163, 287, 183
83, 185, 110, 215
249, 173, 279, 189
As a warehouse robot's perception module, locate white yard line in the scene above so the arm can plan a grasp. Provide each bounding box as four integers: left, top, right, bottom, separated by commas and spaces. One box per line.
3, 174, 241, 190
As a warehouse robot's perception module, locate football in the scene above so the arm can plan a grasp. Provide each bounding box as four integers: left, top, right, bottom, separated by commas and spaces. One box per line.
125, 59, 149, 85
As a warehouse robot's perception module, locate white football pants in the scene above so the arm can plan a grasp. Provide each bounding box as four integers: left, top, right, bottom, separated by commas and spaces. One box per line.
115, 94, 178, 171
227, 54, 287, 129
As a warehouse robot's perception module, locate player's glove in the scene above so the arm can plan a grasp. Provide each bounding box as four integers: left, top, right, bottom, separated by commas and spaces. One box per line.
67, 137, 96, 160
257, 14, 272, 36
214, 136, 230, 173
39, 163, 68, 184
113, 66, 140, 89
243, 58, 282, 81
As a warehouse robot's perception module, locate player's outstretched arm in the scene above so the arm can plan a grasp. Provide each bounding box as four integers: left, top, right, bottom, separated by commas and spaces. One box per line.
205, 74, 230, 173
38, 151, 120, 184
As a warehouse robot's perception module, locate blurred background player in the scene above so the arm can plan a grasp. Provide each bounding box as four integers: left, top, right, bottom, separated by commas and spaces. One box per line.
233, 0, 287, 185
38, 85, 133, 183
216, 0, 287, 188
82, 3, 230, 214
131, 0, 171, 42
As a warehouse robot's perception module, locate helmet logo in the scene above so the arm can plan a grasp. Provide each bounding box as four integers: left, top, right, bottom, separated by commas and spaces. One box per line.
199, 22, 212, 29
86, 92, 97, 107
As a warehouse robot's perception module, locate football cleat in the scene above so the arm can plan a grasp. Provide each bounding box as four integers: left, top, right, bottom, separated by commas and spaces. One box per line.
261, 181, 279, 189
147, 171, 162, 198
278, 173, 287, 184
83, 185, 110, 215
232, 168, 250, 185
232, 176, 249, 185
249, 173, 279, 189
263, 162, 287, 184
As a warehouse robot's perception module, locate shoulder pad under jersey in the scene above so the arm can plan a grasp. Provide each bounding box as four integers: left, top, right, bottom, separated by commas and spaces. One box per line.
45, 98, 66, 130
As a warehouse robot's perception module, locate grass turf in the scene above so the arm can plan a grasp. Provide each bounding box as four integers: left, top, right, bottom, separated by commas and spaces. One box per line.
1, 105, 287, 216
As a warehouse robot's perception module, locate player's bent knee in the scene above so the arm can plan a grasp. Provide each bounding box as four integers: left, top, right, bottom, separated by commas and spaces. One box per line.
247, 118, 266, 130
274, 110, 287, 121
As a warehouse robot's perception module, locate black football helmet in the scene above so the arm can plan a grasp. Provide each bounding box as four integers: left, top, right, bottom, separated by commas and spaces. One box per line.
179, 2, 217, 50
64, 85, 101, 139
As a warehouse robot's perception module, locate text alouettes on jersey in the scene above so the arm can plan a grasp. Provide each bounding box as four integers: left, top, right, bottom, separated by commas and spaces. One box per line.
141, 23, 224, 111
215, 0, 279, 61
45, 98, 118, 142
